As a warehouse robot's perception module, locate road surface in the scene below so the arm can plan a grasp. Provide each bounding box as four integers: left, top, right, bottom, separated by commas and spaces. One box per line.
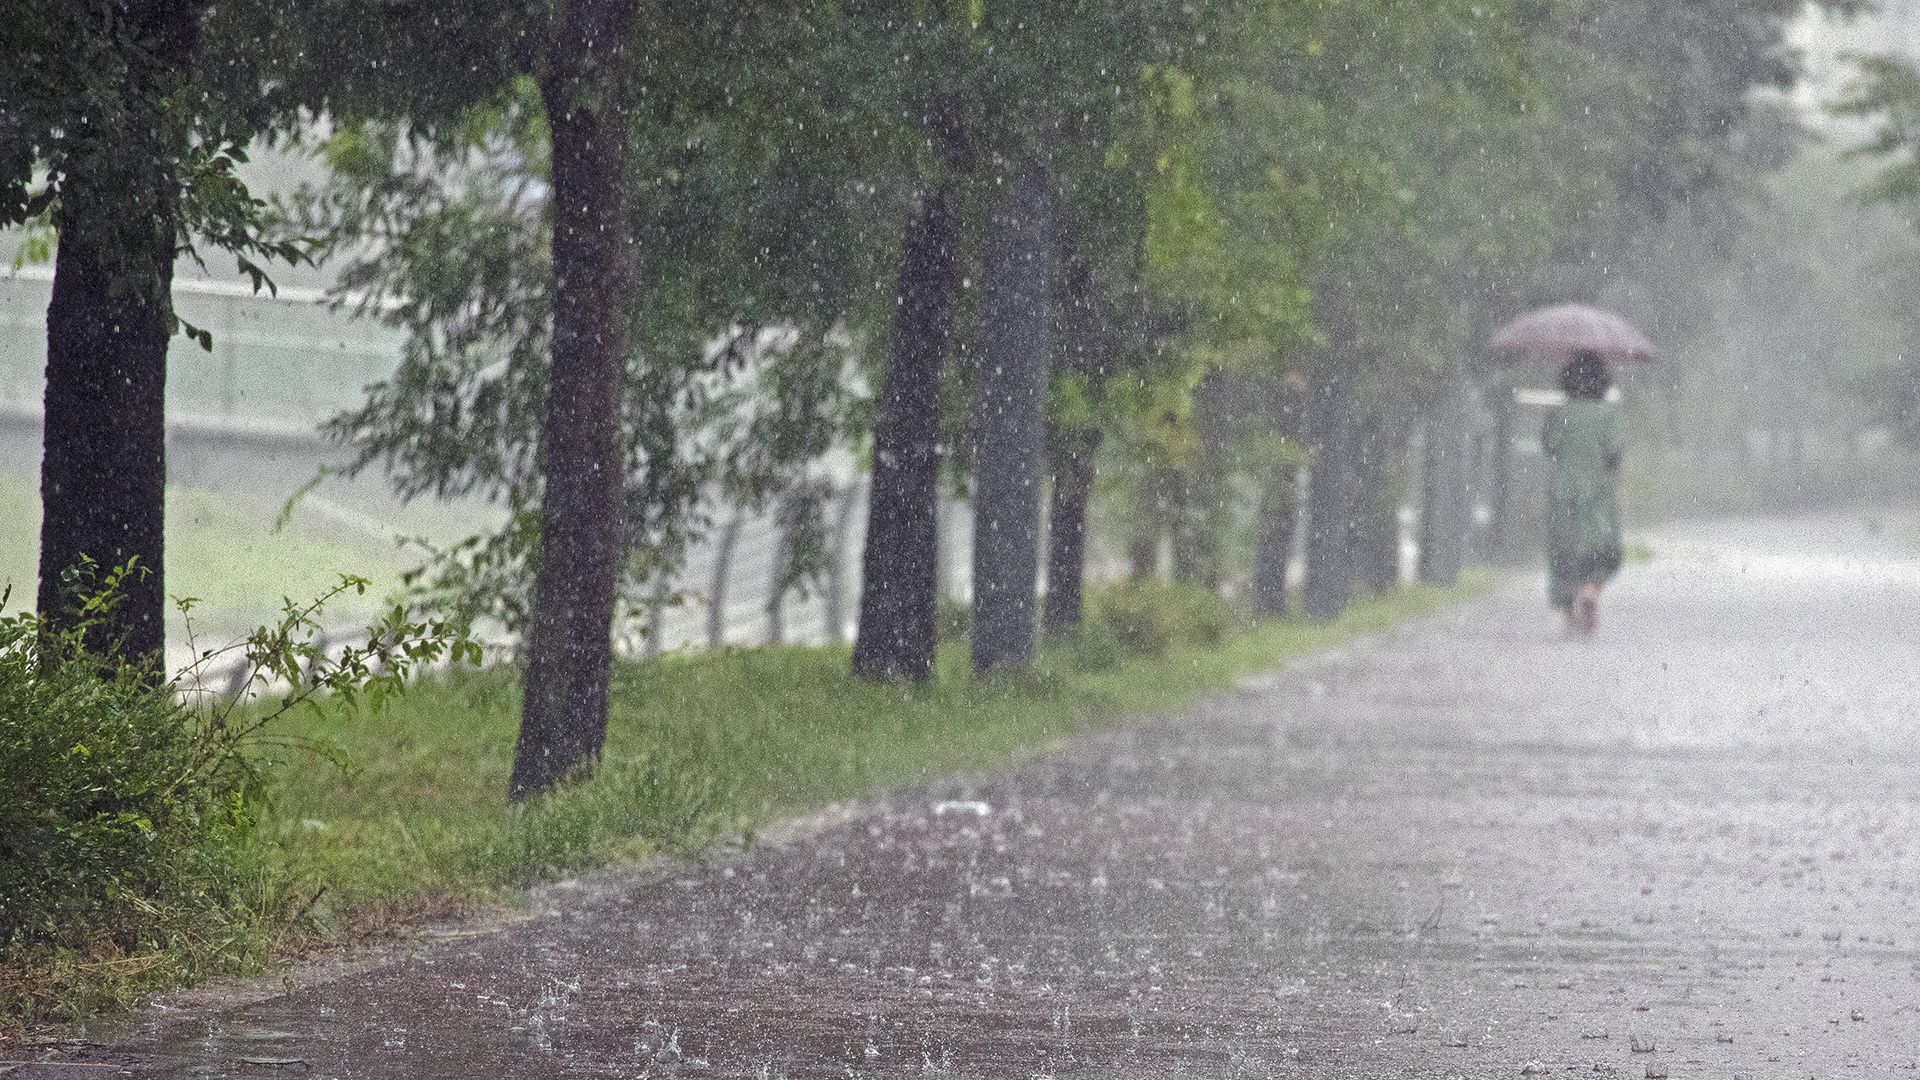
22, 512, 1920, 1078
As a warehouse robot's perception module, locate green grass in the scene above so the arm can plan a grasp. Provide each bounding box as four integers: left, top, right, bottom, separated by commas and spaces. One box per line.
258, 574, 1494, 941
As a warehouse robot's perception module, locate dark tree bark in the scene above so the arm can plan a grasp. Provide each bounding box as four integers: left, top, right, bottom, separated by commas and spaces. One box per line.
40, 208, 173, 663
1418, 377, 1471, 586
1250, 465, 1298, 619
970, 165, 1056, 675
1172, 368, 1236, 591
1168, 475, 1212, 586
1041, 423, 1100, 635
850, 99, 967, 681
509, 0, 635, 801
824, 482, 859, 644
1251, 368, 1306, 618
1040, 252, 1103, 637
1126, 536, 1158, 580
706, 511, 743, 649
38, 0, 201, 666
1301, 366, 1357, 621
1485, 383, 1515, 559
850, 179, 963, 681
1126, 466, 1176, 580
1347, 419, 1403, 595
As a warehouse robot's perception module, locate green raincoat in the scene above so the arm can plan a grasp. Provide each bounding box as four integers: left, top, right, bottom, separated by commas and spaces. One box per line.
1542, 398, 1623, 610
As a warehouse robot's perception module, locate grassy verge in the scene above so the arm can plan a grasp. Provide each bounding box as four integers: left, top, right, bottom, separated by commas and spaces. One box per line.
261, 574, 1493, 940
4, 573, 1491, 1029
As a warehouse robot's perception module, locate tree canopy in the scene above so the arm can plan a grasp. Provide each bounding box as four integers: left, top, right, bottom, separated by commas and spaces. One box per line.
3, 0, 1858, 791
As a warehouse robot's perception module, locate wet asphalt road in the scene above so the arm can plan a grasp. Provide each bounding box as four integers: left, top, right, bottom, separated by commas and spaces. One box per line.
33, 513, 1920, 1079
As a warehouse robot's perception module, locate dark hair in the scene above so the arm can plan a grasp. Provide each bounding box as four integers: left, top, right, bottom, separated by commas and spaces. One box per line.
1559, 350, 1610, 400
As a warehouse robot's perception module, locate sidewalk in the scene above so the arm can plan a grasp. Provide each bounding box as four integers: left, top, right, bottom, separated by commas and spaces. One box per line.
28, 511, 1920, 1078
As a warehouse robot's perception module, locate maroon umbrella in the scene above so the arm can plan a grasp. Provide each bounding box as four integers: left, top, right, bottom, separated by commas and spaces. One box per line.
1489, 303, 1654, 363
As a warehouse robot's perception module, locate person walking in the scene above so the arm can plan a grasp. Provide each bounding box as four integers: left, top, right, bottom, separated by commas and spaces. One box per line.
1543, 350, 1623, 636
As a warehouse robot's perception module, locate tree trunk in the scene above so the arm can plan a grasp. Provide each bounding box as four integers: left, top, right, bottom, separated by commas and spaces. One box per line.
1301, 367, 1357, 621
1347, 420, 1403, 594
825, 481, 859, 644
766, 507, 789, 646
1250, 465, 1298, 618
510, 0, 635, 801
1126, 537, 1157, 580
970, 165, 1056, 675
850, 180, 963, 681
706, 509, 743, 649
37, 1, 200, 666
40, 206, 172, 664
1126, 467, 1175, 581
1486, 384, 1515, 560
1041, 250, 1103, 636
1041, 424, 1100, 635
1418, 378, 1471, 586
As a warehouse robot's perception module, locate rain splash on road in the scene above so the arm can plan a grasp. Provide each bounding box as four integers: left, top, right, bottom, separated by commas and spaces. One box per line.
26, 512, 1920, 1078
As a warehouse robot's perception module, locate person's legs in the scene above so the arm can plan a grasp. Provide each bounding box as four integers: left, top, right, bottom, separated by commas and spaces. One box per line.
1573, 582, 1602, 636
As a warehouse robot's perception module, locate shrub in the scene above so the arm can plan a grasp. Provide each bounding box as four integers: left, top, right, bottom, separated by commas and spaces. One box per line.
0, 596, 260, 1021
0, 589, 245, 954
1046, 619, 1127, 672
1091, 580, 1241, 658
0, 565, 476, 1024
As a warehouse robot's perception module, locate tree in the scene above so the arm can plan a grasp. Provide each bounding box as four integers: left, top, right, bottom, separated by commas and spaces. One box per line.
228, 0, 660, 796
1100, 0, 1534, 615
258, 3, 886, 791
1040, 251, 1107, 635
851, 101, 965, 682
846, 0, 1208, 677
509, 0, 637, 798
969, 164, 1057, 674
4, 0, 301, 662
259, 0, 647, 797
1299, 325, 1358, 621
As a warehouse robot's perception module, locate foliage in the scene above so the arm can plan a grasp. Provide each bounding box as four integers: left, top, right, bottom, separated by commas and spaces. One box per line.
1091, 579, 1240, 659
0, 566, 476, 1024
0, 569, 252, 965
1839, 54, 1920, 208
249, 0, 1841, 636
270, 24, 885, 633
1090, 0, 1858, 586
1, 0, 310, 341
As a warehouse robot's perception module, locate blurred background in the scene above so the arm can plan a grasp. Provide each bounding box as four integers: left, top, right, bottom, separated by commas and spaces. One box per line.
8, 2, 1920, 670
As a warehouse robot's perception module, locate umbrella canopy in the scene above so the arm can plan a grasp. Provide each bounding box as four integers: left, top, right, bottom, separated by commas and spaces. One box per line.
1489, 303, 1653, 363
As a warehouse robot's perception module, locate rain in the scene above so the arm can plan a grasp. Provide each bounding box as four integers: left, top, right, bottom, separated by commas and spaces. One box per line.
7, 1, 1920, 1078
